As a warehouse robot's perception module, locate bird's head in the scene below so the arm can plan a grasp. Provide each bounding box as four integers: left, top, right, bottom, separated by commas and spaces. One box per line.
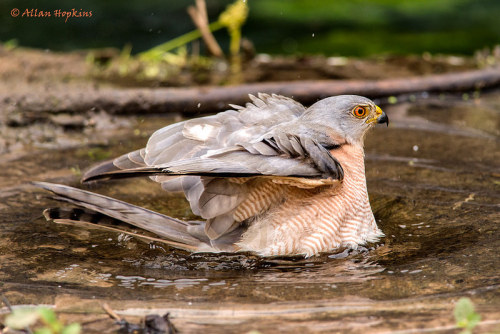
301, 95, 388, 146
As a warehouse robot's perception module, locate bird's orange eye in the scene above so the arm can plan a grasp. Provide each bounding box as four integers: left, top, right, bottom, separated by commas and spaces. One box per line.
353, 106, 367, 118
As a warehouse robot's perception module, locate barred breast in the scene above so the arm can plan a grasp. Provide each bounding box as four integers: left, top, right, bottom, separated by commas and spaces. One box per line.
237, 144, 383, 257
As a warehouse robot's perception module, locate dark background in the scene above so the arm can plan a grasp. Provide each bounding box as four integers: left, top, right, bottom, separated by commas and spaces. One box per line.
0, 0, 499, 56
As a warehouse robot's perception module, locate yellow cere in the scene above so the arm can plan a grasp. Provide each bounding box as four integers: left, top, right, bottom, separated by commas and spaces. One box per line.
366, 105, 384, 124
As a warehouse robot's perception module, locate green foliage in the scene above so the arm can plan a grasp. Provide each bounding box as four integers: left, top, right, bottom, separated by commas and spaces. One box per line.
69, 165, 82, 177
5, 307, 81, 334
2, 39, 18, 51
138, 21, 224, 59
219, 0, 248, 56
85, 147, 112, 161
60, 323, 81, 334
139, 0, 248, 59
387, 96, 398, 104
454, 298, 481, 334
90, 0, 249, 84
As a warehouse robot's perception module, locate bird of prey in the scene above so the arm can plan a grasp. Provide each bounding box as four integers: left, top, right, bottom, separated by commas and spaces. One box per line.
36, 93, 389, 257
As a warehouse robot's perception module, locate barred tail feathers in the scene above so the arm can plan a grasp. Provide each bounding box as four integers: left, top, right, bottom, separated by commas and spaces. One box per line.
33, 182, 208, 252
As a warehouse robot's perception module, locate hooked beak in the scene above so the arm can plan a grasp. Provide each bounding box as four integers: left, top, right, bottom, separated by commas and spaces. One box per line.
375, 106, 389, 127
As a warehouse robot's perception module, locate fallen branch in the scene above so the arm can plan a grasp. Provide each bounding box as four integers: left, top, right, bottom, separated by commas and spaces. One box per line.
4, 67, 500, 117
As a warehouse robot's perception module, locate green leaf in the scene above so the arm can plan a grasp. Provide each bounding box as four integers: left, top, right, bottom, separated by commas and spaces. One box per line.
37, 308, 58, 325
5, 308, 40, 329
454, 298, 474, 323
466, 313, 481, 330
61, 323, 82, 334
37, 308, 62, 332
387, 96, 398, 104
3, 38, 18, 51
34, 327, 53, 334
454, 298, 481, 331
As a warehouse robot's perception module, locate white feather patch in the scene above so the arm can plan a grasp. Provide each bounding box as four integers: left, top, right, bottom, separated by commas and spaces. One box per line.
183, 123, 219, 142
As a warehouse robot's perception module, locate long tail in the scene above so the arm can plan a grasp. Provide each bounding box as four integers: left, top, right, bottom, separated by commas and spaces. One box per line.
33, 182, 208, 252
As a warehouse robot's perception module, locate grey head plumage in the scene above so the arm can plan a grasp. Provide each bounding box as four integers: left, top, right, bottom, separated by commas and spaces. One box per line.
300, 95, 388, 146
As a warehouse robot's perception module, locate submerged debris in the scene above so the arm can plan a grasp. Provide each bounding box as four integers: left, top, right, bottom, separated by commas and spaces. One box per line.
103, 303, 177, 334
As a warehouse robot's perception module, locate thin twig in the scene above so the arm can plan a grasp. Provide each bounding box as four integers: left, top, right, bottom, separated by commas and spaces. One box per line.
102, 303, 122, 322
196, 0, 208, 22
1, 295, 13, 312
187, 0, 223, 57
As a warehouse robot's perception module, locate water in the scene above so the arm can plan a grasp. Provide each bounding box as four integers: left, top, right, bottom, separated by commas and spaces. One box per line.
0, 93, 499, 333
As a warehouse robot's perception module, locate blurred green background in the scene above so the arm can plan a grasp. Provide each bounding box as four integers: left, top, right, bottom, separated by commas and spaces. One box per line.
0, 0, 498, 56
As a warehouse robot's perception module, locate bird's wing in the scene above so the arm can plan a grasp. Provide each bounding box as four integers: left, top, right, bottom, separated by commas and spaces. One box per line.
83, 93, 305, 182
83, 93, 346, 240
144, 93, 307, 165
